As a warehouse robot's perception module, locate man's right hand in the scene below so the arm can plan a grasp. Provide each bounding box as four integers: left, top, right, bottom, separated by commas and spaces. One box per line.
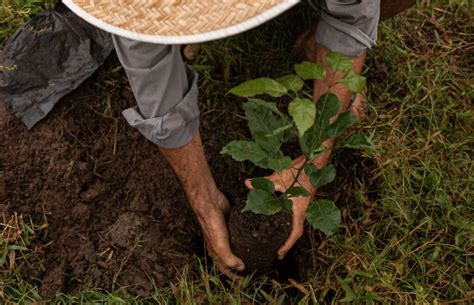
192, 188, 246, 276
159, 132, 244, 276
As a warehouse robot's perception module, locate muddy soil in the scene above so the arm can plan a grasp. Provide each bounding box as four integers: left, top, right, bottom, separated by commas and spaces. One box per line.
380, 0, 416, 20
0, 67, 207, 298
0, 49, 376, 299
229, 202, 291, 274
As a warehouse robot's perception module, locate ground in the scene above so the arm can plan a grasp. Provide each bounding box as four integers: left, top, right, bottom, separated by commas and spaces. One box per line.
0, 1, 473, 304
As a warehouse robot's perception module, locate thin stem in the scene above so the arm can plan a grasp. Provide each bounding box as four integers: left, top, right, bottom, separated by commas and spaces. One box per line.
277, 60, 350, 199
279, 63, 345, 199
278, 155, 310, 199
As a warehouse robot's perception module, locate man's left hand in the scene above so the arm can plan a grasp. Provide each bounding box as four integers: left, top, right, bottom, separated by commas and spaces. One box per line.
244, 149, 331, 259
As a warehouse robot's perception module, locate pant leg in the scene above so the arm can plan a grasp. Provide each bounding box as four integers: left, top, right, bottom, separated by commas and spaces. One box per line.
316, 0, 381, 57
112, 35, 199, 148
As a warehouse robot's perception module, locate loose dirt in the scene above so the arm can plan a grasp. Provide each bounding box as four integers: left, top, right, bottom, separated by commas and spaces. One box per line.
0, 72, 203, 299
229, 202, 292, 274
0, 55, 375, 299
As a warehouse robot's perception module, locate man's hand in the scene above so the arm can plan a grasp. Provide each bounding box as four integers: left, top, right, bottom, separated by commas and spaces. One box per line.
244, 155, 314, 260
243, 40, 368, 259
243, 92, 367, 259
245, 147, 332, 259
191, 189, 246, 275
159, 132, 244, 275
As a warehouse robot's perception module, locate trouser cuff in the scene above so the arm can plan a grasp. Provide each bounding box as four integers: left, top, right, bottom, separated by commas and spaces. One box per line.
122, 66, 199, 149
316, 11, 377, 57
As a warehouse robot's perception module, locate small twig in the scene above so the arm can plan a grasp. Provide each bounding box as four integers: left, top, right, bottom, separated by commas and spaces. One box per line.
113, 119, 118, 155
288, 278, 309, 294
440, 296, 474, 305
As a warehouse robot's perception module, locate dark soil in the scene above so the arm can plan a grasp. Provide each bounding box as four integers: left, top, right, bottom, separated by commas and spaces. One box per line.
0, 7, 380, 294
229, 202, 291, 274
0, 61, 378, 300
0, 71, 203, 299
0, 67, 376, 299
380, 0, 416, 20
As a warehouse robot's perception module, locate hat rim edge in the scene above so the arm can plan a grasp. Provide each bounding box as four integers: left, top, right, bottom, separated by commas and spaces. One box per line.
62, 0, 300, 44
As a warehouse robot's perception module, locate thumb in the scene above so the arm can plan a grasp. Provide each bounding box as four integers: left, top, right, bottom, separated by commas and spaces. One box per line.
244, 178, 253, 190
245, 175, 286, 192
230, 255, 246, 272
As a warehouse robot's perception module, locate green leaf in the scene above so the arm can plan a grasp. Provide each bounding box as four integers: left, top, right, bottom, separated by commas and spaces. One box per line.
247, 98, 284, 117
246, 99, 296, 142
301, 93, 342, 154
288, 98, 316, 137
317, 94, 342, 124
294, 61, 325, 80
265, 156, 292, 172
309, 164, 336, 189
251, 177, 275, 193
326, 111, 358, 138
286, 186, 311, 197
306, 199, 341, 236
243, 189, 277, 215
338, 71, 366, 93
344, 134, 375, 150
221, 140, 269, 164
254, 133, 281, 155
277, 74, 304, 92
243, 189, 292, 215
0, 252, 7, 267
304, 163, 317, 176
326, 52, 353, 72
338, 277, 356, 302
309, 146, 327, 159
243, 101, 286, 133
280, 198, 293, 213
229, 78, 288, 97
243, 100, 288, 155
265, 124, 293, 137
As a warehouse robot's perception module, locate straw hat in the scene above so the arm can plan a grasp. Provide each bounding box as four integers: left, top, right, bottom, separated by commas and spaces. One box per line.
63, 0, 300, 44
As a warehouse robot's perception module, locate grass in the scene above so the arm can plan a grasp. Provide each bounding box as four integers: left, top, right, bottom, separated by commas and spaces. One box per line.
1, 0, 473, 304
0, 0, 56, 44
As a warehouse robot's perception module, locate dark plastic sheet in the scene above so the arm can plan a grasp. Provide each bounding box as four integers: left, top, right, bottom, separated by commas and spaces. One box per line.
0, 5, 113, 129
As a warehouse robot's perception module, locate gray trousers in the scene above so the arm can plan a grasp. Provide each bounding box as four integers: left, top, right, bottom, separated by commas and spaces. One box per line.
114, 0, 380, 148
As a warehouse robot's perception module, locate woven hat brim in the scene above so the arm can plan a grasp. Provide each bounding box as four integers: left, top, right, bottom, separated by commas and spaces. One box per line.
63, 0, 300, 44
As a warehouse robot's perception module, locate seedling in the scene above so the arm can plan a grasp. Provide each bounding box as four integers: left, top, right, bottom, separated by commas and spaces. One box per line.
222, 52, 375, 236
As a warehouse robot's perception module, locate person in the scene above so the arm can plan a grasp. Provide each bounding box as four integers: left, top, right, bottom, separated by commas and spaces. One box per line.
65, 0, 380, 273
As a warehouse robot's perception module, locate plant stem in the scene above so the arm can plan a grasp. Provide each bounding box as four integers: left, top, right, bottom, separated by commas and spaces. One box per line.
278, 66, 343, 199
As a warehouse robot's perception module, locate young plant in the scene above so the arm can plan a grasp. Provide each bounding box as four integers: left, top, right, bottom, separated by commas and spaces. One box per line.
221, 52, 375, 237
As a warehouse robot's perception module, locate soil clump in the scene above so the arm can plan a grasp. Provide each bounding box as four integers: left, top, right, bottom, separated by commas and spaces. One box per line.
229, 202, 291, 274
0, 72, 201, 299
0, 54, 373, 299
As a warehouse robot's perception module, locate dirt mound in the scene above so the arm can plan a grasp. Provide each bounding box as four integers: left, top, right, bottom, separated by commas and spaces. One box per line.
229, 202, 291, 274
0, 58, 373, 299
0, 77, 201, 299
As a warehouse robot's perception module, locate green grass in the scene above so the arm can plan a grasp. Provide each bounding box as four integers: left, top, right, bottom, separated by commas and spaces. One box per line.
1, 0, 472, 304
0, 0, 56, 43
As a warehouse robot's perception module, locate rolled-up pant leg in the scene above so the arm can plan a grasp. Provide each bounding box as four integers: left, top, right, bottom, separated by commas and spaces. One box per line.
316, 0, 381, 57
112, 36, 199, 148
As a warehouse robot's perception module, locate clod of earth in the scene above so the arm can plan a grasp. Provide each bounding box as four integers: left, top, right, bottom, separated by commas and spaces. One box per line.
229, 202, 291, 274
0, 180, 6, 200
0, 89, 202, 298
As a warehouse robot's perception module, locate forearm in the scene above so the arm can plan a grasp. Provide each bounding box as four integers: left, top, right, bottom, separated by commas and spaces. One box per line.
313, 44, 366, 110
309, 44, 367, 171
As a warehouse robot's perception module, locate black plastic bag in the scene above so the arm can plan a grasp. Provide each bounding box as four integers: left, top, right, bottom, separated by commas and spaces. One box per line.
0, 4, 113, 129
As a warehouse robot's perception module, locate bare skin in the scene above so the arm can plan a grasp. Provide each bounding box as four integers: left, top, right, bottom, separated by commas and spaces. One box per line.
245, 44, 367, 259
159, 132, 245, 274
159, 44, 367, 274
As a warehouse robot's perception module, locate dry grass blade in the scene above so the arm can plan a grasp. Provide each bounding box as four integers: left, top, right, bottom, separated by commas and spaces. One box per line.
0, 214, 28, 273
